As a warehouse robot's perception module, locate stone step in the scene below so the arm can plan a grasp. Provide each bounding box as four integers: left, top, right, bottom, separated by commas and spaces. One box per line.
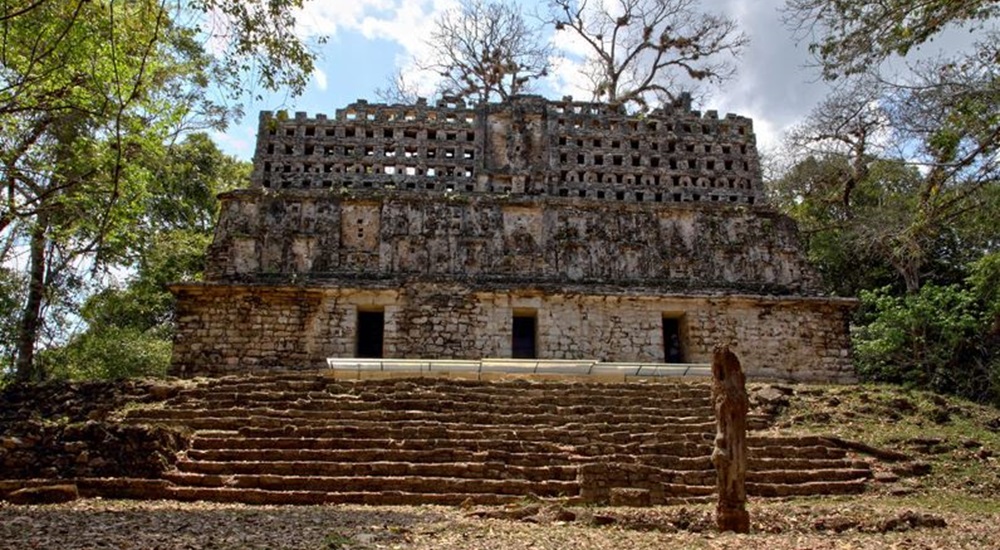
174, 460, 582, 480
172, 392, 710, 410
182, 445, 722, 465
177, 447, 865, 478
747, 457, 870, 470
218, 418, 770, 440
749, 445, 848, 460
91, 374, 881, 506
192, 377, 712, 395
0, 478, 174, 501
137, 398, 716, 418
166, 396, 714, 414
747, 468, 871, 484
166, 486, 524, 506
189, 436, 608, 454
128, 412, 766, 439
127, 413, 721, 434
172, 382, 714, 400
162, 472, 580, 497
747, 479, 868, 497
170, 462, 717, 489
179, 449, 715, 472
747, 435, 840, 447
130, 416, 772, 439
191, 432, 711, 455
76, 478, 175, 499
192, 427, 714, 447
178, 387, 711, 407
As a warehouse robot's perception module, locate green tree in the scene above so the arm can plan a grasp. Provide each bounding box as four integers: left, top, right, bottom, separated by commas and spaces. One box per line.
780, 0, 1000, 402
783, 0, 999, 79
39, 134, 248, 380
0, 268, 25, 372
854, 253, 1000, 405
769, 154, 901, 296
0, 0, 316, 381
776, 69, 999, 294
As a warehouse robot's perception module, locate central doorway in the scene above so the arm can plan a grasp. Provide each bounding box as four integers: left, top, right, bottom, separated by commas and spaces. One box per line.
512, 312, 537, 359
356, 310, 385, 358
663, 316, 684, 363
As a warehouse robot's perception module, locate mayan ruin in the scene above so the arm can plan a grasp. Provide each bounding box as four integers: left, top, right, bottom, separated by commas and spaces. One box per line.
169, 95, 855, 381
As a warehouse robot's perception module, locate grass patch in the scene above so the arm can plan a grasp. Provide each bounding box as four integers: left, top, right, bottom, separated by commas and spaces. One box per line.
761, 382, 1000, 497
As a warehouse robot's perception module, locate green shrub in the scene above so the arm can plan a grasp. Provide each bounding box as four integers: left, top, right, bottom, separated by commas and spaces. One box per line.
854, 253, 1000, 405
40, 326, 171, 381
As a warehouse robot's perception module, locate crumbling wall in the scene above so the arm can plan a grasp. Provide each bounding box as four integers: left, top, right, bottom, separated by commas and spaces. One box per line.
205, 192, 820, 295
170, 286, 333, 376
173, 96, 856, 382
0, 381, 188, 479
250, 95, 762, 205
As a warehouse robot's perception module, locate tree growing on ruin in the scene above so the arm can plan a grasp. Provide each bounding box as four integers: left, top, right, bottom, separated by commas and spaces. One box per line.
544, 0, 748, 110
374, 69, 423, 105
422, 0, 552, 103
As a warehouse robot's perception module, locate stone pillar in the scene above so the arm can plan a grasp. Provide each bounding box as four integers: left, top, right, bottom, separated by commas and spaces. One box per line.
711, 344, 750, 533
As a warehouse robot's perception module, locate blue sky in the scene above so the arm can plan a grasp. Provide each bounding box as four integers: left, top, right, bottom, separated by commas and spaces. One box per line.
212, 0, 984, 162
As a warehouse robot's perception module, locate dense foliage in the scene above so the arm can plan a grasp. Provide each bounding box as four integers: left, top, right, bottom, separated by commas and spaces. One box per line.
37, 135, 248, 381
779, 0, 1000, 404
854, 253, 1000, 405
0, 1, 311, 382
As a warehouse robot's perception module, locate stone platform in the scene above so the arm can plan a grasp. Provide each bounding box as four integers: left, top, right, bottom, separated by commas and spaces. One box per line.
325, 358, 711, 381
2, 373, 889, 506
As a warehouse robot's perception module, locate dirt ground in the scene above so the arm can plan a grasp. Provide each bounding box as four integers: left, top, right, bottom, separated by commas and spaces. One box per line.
2, 495, 998, 550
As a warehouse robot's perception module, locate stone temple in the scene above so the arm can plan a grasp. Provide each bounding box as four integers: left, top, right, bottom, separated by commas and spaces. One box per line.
169, 95, 855, 381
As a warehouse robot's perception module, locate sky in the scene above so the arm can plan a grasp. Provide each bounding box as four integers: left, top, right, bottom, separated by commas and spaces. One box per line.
211, 0, 978, 161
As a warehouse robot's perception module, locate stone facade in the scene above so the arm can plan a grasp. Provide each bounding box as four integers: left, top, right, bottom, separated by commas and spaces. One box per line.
170, 95, 856, 381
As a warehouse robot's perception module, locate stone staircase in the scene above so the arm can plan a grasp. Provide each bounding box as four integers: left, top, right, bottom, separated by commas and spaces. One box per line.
113, 373, 874, 505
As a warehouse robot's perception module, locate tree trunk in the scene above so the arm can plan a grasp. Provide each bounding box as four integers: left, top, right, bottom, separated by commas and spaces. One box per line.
710, 344, 750, 533
14, 211, 48, 382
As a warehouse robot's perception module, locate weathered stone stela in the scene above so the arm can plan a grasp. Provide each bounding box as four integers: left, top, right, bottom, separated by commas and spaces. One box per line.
169, 95, 855, 379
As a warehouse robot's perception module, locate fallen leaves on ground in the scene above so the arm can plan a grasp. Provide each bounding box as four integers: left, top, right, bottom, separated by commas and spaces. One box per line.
1, 496, 998, 550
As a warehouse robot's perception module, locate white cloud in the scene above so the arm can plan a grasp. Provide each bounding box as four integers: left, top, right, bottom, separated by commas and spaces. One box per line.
547, 54, 594, 102
358, 0, 458, 97
313, 68, 328, 91
294, 0, 456, 46
211, 127, 256, 160
293, 0, 457, 98
294, 0, 390, 38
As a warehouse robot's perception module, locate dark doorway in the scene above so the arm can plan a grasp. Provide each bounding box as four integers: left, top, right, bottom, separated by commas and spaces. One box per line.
512, 314, 537, 359
663, 317, 683, 363
356, 310, 385, 358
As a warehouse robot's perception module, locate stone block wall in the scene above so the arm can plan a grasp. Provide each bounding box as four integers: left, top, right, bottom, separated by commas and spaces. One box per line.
171, 96, 856, 381
578, 462, 714, 505
205, 191, 821, 295
250, 95, 762, 206
169, 282, 855, 382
